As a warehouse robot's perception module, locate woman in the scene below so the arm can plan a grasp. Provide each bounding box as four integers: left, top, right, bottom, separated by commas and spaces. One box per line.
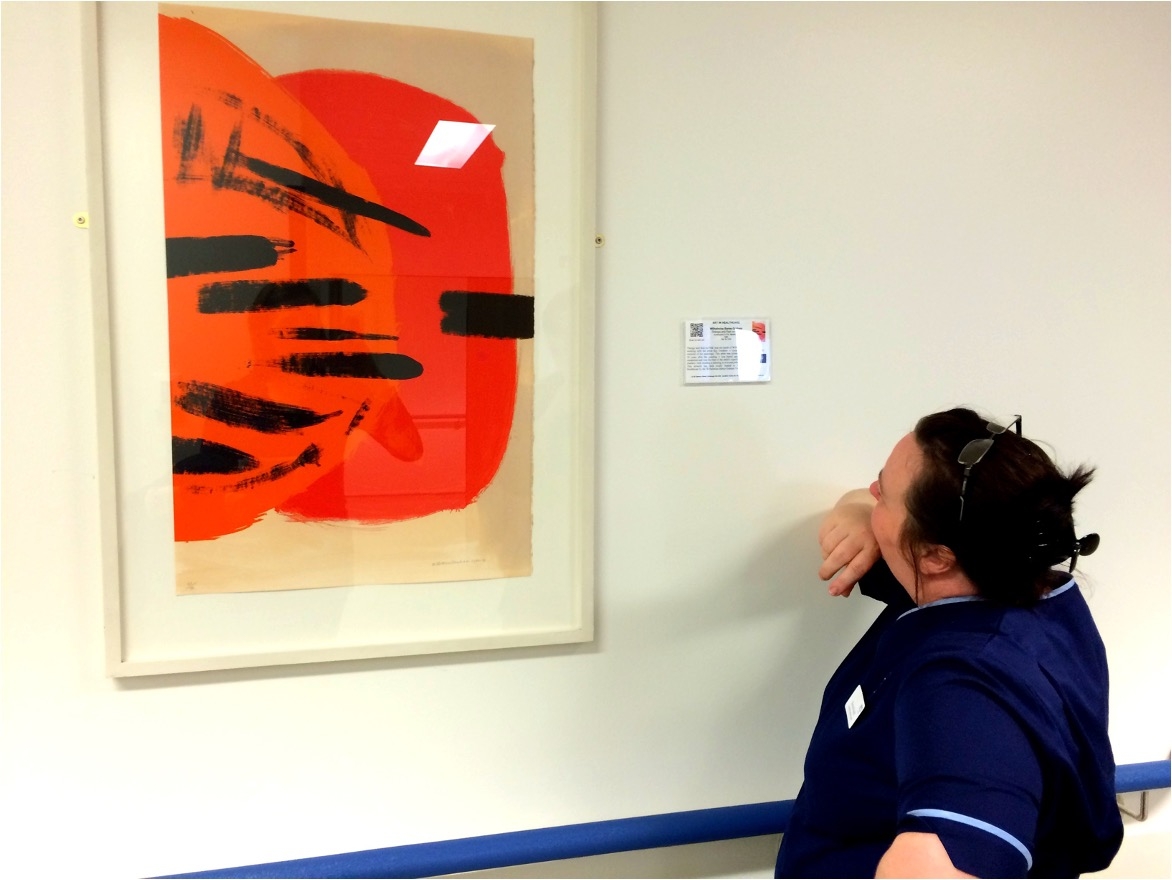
774, 408, 1122, 878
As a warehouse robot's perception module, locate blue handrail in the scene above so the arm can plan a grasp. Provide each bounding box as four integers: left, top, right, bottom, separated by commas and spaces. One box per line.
1116, 759, 1170, 793
165, 759, 1169, 879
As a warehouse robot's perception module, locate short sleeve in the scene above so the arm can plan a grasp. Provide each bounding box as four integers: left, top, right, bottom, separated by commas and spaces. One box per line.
893, 659, 1043, 878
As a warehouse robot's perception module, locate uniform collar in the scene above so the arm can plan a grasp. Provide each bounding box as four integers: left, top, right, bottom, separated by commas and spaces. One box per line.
896, 577, 1077, 620
897, 595, 984, 621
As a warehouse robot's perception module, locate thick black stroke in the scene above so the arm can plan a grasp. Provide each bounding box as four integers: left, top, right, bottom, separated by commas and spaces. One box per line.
439, 291, 535, 339
166, 235, 295, 278
209, 124, 358, 247
277, 352, 424, 380
173, 437, 258, 475
175, 381, 341, 434
242, 155, 431, 238
171, 101, 429, 251
198, 279, 367, 313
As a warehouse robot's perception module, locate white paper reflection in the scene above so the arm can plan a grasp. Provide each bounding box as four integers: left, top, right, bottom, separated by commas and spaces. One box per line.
734, 328, 764, 381
415, 121, 496, 169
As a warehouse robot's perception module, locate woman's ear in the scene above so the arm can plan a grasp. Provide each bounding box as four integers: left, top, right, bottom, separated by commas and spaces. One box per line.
918, 544, 958, 576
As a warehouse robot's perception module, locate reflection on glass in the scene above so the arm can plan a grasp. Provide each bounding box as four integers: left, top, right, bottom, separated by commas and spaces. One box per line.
735, 328, 764, 382
415, 121, 497, 169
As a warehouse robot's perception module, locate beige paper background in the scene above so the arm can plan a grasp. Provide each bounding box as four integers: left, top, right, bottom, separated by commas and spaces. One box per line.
162, 4, 536, 592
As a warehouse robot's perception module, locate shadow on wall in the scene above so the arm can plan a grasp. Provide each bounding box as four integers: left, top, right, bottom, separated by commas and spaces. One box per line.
721, 498, 884, 762
725, 498, 883, 691
607, 489, 880, 637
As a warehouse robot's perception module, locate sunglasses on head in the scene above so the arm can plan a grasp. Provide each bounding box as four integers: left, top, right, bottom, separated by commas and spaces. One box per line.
957, 415, 1022, 522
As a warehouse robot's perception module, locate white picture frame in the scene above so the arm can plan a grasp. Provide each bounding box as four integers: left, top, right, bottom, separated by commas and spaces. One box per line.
85, 1, 596, 677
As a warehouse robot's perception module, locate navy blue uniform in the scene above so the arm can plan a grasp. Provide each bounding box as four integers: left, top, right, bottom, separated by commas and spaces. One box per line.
775, 562, 1122, 878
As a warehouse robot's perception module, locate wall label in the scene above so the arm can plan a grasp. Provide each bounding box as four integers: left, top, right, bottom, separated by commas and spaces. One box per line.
683, 318, 771, 385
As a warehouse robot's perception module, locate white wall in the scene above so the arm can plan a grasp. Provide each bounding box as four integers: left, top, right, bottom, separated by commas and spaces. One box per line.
2, 2, 1167, 878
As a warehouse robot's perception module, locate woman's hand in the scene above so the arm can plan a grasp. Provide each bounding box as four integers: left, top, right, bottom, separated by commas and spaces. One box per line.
818, 489, 880, 597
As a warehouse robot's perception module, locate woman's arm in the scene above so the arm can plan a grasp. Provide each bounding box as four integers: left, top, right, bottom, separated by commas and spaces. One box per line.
818, 488, 879, 596
876, 832, 976, 879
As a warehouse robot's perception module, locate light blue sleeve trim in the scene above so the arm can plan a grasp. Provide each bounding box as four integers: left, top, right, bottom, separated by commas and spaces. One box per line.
906, 808, 1033, 871
1044, 579, 1075, 599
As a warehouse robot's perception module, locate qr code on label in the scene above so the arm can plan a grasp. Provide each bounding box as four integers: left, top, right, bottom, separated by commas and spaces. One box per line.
688, 322, 705, 339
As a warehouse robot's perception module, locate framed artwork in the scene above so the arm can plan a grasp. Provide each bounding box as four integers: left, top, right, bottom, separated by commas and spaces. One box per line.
87, 2, 596, 676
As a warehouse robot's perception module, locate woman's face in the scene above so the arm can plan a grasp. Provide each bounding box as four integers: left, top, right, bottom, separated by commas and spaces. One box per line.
869, 432, 923, 597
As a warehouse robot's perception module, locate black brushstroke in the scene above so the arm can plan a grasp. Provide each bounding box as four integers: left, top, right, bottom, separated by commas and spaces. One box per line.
277, 352, 424, 380
439, 291, 535, 339
166, 236, 294, 278
189, 118, 368, 250
215, 171, 352, 244
174, 105, 204, 181
218, 91, 317, 179
172, 102, 425, 253
198, 279, 366, 313
226, 444, 321, 492
207, 124, 356, 247
175, 381, 341, 434
346, 400, 372, 434
173, 437, 257, 475
277, 328, 398, 341
241, 156, 431, 238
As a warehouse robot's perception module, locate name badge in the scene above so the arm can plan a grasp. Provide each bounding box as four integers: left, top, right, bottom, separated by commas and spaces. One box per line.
845, 685, 866, 728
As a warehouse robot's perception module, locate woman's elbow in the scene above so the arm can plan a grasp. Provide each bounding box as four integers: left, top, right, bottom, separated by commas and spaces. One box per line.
875, 832, 976, 879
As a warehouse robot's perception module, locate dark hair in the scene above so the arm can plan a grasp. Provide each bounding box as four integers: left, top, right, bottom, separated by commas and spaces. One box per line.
900, 408, 1095, 606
